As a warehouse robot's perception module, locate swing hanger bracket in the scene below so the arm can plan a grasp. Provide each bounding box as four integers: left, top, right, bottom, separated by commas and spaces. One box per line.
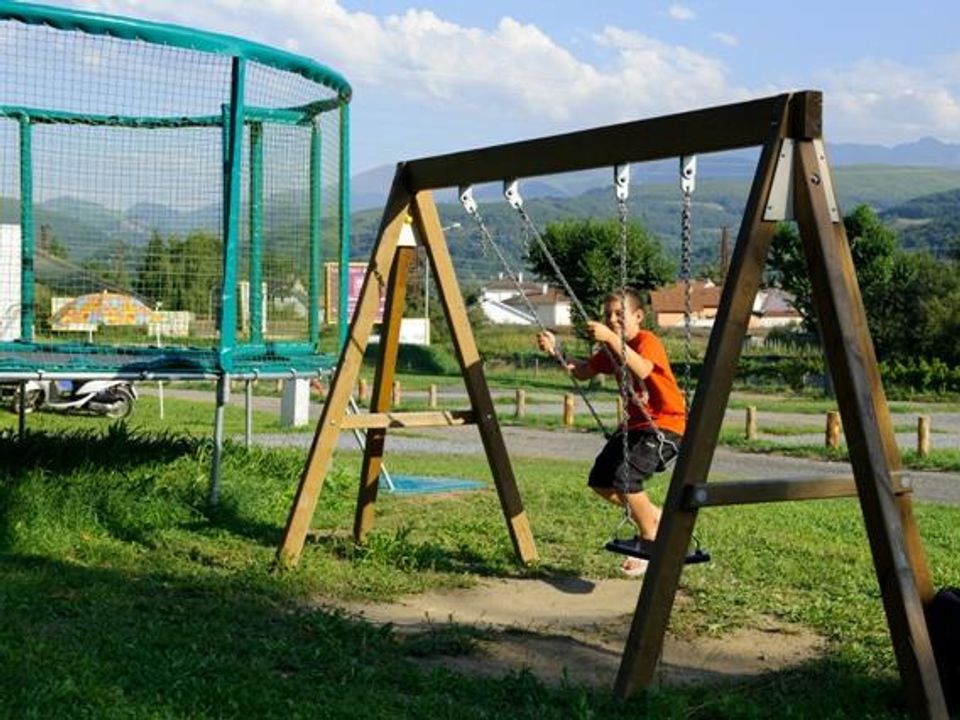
614, 163, 630, 202
458, 185, 478, 215
680, 155, 697, 194
504, 179, 523, 210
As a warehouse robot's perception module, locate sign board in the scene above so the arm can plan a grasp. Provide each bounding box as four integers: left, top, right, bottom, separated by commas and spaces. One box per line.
399, 317, 430, 346
325, 262, 384, 324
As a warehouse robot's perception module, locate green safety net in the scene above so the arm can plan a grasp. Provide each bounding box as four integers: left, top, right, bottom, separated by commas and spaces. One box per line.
0, 5, 351, 378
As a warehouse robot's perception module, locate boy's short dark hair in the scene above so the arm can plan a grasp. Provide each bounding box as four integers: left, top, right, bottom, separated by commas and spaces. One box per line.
602, 288, 647, 312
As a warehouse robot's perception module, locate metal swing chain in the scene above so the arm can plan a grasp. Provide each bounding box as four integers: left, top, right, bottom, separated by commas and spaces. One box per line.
612, 165, 676, 527
504, 180, 650, 414
458, 185, 611, 437
509, 175, 677, 490
680, 155, 697, 411
615, 164, 633, 496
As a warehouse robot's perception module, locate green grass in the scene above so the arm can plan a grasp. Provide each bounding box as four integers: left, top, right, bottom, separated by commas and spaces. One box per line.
2, 427, 959, 718
0, 395, 300, 437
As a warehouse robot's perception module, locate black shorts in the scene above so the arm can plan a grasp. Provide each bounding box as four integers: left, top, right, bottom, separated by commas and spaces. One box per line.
588, 428, 682, 494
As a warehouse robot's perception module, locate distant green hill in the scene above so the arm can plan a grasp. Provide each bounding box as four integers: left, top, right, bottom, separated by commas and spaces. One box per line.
5, 164, 960, 289
880, 187, 960, 255
350, 165, 960, 283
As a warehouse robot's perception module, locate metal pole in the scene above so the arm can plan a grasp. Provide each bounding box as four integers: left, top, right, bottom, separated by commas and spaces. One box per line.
19, 116, 34, 341
245, 378, 253, 449
424, 251, 429, 322
209, 374, 227, 506
308, 122, 322, 344
17, 381, 26, 441
337, 102, 351, 352
218, 56, 246, 374
249, 122, 264, 344
347, 395, 394, 491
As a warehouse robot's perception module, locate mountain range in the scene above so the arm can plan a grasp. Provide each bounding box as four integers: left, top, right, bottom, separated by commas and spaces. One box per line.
350, 137, 960, 211
10, 136, 960, 284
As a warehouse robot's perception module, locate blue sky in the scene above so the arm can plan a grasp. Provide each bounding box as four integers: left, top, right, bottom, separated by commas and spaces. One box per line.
29, 0, 960, 173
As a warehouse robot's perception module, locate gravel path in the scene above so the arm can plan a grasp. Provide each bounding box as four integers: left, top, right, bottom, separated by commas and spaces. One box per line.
146, 385, 960, 506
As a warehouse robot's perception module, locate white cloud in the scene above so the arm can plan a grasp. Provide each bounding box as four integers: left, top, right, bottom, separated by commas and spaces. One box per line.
713, 32, 739, 47
48, 0, 960, 150
816, 58, 960, 144
667, 5, 697, 21
66, 0, 742, 125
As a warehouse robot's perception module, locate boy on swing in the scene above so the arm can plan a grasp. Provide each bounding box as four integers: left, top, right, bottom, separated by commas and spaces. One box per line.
537, 288, 686, 577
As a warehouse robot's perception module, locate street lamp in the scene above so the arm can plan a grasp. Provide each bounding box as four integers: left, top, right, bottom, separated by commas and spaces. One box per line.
424, 222, 461, 322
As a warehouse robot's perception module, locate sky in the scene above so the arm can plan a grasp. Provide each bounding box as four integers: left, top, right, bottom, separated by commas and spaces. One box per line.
22, 0, 960, 174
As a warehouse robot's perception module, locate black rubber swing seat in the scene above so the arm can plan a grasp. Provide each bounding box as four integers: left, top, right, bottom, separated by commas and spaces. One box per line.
605, 536, 711, 565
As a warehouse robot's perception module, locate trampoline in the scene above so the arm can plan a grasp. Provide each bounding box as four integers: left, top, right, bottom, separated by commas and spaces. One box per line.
0, 3, 353, 382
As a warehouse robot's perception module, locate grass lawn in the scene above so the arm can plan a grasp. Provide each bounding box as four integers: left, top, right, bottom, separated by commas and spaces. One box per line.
2, 427, 959, 718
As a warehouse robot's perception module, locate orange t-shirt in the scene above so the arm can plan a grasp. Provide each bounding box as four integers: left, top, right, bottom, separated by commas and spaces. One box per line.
587, 330, 686, 436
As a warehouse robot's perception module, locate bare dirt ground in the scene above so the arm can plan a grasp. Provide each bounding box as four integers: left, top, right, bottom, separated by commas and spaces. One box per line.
327, 575, 826, 688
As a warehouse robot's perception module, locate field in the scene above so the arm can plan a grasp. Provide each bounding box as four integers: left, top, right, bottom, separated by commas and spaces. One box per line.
2, 386, 960, 719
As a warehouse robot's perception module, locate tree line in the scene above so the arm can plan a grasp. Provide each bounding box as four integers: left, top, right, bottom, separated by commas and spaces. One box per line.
527, 208, 960, 373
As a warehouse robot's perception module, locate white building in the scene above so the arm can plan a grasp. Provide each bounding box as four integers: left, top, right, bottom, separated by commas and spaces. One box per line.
478, 273, 571, 326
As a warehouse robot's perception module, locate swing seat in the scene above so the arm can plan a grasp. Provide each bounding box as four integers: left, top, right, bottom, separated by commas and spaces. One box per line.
605, 536, 710, 565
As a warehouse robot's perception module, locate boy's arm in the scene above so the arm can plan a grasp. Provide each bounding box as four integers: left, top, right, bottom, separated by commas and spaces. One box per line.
585, 321, 654, 380
537, 330, 597, 381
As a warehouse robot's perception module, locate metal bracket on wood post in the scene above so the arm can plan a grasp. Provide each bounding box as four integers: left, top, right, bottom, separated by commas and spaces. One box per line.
765, 138, 840, 223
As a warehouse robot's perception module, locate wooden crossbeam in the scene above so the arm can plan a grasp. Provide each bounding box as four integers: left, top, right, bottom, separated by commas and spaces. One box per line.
682, 473, 911, 509
405, 93, 798, 191
339, 410, 475, 430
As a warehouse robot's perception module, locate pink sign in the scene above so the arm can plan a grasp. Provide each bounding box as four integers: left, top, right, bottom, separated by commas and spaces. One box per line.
326, 262, 385, 324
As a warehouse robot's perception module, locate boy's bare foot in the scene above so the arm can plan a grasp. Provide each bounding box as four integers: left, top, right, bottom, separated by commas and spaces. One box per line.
620, 557, 648, 577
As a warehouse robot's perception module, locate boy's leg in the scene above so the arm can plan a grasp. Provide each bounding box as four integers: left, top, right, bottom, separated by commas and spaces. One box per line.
624, 491, 661, 540
590, 486, 660, 540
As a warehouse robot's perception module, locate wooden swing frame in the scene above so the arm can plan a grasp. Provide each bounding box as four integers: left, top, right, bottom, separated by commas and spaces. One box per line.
277, 90, 947, 719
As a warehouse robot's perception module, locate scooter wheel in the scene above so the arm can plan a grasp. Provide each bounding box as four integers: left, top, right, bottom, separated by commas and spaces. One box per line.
104, 387, 135, 419
12, 388, 42, 414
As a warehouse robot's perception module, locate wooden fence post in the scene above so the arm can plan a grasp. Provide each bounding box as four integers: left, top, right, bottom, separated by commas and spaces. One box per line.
745, 405, 757, 440
357, 377, 368, 404
917, 416, 930, 458
563, 393, 575, 427
428, 383, 438, 409
392, 380, 401, 407
515, 388, 526, 419
825, 410, 841, 449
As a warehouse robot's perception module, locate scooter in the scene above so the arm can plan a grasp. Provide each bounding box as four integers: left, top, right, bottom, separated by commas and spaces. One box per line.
7, 379, 137, 419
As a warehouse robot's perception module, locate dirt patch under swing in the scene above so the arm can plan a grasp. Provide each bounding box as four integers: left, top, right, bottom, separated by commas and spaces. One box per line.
326, 575, 827, 688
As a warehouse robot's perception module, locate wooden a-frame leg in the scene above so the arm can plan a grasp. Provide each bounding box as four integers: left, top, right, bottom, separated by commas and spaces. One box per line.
276, 179, 412, 567
793, 139, 945, 720
354, 243, 415, 542
615, 96, 792, 698
412, 190, 539, 564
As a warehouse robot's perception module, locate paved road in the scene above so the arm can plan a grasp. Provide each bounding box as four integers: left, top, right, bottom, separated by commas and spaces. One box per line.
253, 423, 960, 507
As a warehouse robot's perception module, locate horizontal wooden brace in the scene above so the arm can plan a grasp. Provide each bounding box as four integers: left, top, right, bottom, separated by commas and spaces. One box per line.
682, 472, 911, 509
338, 409, 475, 430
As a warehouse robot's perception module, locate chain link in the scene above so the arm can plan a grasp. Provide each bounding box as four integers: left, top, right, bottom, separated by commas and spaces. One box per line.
617, 176, 632, 489
680, 186, 693, 410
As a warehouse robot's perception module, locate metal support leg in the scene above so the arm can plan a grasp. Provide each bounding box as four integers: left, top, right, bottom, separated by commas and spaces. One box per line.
17, 381, 26, 441
245, 379, 253, 449
209, 374, 227, 506
347, 395, 394, 491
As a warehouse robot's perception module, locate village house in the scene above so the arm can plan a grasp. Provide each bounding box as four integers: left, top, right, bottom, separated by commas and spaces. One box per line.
478, 273, 572, 326
650, 279, 801, 331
